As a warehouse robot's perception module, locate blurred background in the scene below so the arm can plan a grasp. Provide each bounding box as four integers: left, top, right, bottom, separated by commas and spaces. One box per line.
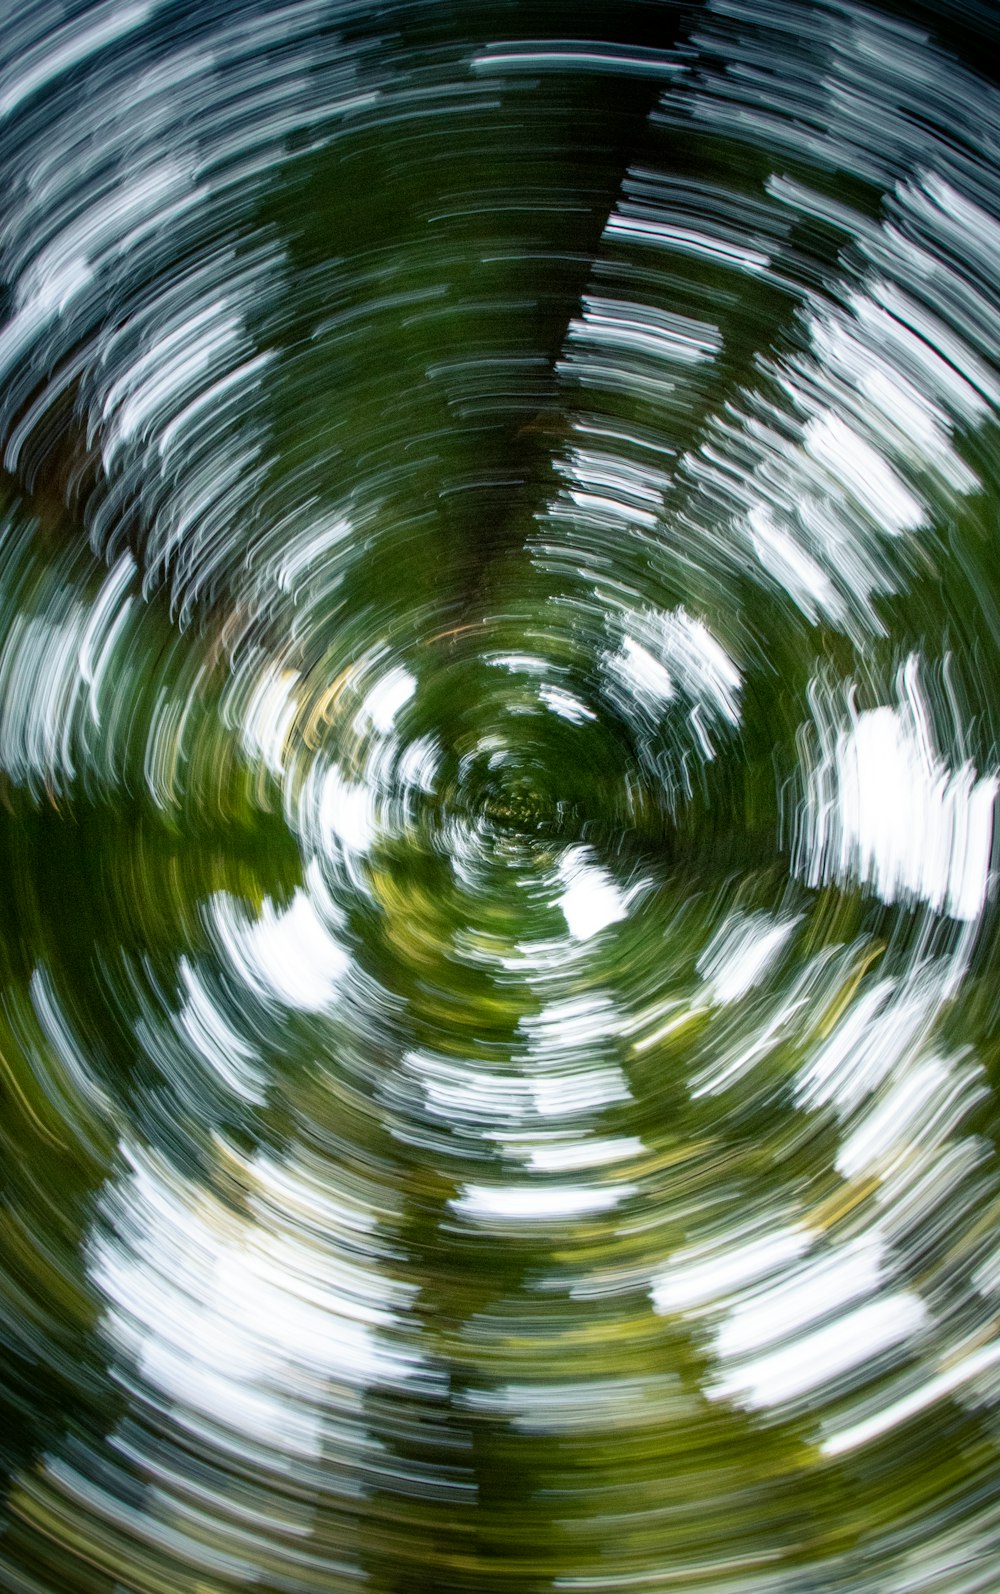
1, 1, 1000, 1589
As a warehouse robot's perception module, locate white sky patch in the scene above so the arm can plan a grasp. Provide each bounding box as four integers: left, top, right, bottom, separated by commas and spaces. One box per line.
518, 992, 624, 1058
249, 1148, 382, 1246
748, 503, 844, 628
708, 1289, 927, 1411
794, 969, 943, 1119
539, 684, 596, 724
524, 1136, 644, 1173
698, 910, 801, 1005
210, 886, 349, 1013
355, 664, 416, 736
840, 708, 996, 919
445, 814, 496, 895
606, 607, 742, 738
318, 763, 379, 858
973, 1234, 1000, 1300
527, 1066, 632, 1119
651, 1223, 810, 1315
405, 1049, 534, 1129
407, 987, 633, 1139
396, 734, 440, 795
835, 1051, 987, 1181
538, 428, 675, 551
803, 300, 980, 497
241, 663, 300, 779
612, 636, 675, 711
556, 846, 628, 940
857, 276, 1000, 425
858, 365, 975, 493
517, 992, 632, 1118
903, 170, 1000, 335
713, 1233, 887, 1363
451, 1181, 634, 1223
406, 1052, 634, 1138
679, 167, 994, 643
689, 942, 863, 1098
90, 1141, 429, 1465
804, 411, 926, 535
795, 657, 997, 922
157, 349, 274, 466
701, 394, 908, 642
54, 236, 279, 616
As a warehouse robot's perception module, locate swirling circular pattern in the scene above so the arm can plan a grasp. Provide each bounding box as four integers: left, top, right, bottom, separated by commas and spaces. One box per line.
3, 2, 1000, 1590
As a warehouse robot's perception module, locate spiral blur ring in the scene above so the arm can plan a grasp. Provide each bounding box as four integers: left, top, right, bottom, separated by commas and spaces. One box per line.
3, 2, 1000, 1590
